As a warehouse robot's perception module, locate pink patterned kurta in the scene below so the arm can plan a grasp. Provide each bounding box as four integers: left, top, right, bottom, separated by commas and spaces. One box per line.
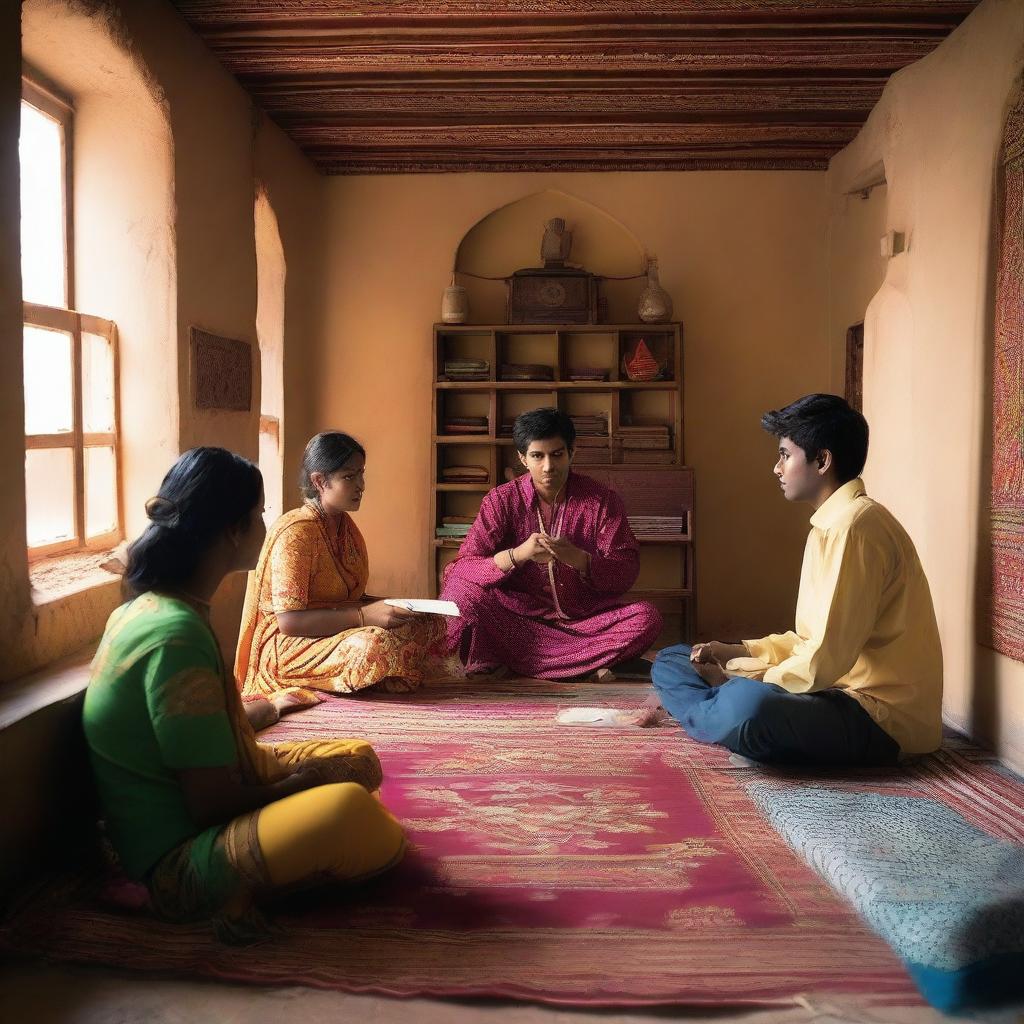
440, 472, 662, 679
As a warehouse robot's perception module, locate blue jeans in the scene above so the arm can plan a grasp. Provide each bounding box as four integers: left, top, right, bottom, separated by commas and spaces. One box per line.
652, 645, 900, 766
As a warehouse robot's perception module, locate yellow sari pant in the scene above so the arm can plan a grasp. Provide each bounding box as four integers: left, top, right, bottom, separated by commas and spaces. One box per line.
148, 738, 404, 941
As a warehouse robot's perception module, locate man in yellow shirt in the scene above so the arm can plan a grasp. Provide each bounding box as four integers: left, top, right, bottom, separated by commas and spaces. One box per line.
646, 393, 942, 764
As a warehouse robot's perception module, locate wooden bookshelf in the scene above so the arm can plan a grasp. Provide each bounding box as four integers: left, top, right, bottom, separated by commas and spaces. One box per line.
430, 322, 695, 642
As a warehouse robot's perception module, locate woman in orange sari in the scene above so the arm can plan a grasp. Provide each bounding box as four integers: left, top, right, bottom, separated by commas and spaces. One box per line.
236, 432, 446, 703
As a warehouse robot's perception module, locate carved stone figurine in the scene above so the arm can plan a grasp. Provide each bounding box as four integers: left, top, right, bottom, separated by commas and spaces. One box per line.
541, 217, 572, 267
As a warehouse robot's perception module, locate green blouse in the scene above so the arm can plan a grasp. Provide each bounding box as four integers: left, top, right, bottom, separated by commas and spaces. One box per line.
82, 593, 238, 880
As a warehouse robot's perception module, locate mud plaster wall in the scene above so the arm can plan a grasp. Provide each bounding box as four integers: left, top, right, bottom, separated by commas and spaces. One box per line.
1, 0, 323, 676
315, 173, 831, 640
828, 0, 1024, 770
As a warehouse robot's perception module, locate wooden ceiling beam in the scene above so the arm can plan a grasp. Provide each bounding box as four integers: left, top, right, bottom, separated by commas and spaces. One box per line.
172, 1, 978, 28
168, 0, 979, 173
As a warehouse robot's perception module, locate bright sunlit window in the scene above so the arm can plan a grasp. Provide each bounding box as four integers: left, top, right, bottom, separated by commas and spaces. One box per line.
21, 75, 122, 560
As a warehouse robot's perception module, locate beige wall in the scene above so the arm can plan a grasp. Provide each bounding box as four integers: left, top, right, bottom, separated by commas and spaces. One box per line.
253, 114, 327, 518
828, 0, 1024, 769
1, 1, 324, 675
826, 184, 888, 395
0, 2, 31, 670
315, 172, 831, 639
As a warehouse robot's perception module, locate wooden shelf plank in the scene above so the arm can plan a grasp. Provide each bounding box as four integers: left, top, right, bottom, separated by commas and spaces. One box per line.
436, 380, 677, 391
435, 323, 681, 332
633, 534, 694, 544
436, 483, 491, 492
433, 435, 494, 444
435, 537, 692, 548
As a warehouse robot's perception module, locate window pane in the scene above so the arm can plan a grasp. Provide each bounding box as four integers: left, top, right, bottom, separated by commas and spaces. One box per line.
24, 325, 73, 435
25, 447, 75, 547
20, 101, 66, 307
85, 445, 117, 538
83, 332, 115, 432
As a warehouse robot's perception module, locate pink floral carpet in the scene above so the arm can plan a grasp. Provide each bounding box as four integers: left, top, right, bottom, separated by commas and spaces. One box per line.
4, 678, 922, 1007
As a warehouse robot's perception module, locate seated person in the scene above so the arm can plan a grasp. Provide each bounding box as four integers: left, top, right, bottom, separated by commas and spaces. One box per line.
83, 448, 405, 942
440, 407, 662, 679
236, 432, 446, 702
644, 394, 942, 765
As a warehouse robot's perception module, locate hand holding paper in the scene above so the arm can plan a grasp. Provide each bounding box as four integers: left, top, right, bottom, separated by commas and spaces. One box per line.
384, 598, 461, 617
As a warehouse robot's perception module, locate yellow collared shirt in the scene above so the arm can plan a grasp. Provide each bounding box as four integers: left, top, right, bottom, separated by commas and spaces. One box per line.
730, 478, 943, 755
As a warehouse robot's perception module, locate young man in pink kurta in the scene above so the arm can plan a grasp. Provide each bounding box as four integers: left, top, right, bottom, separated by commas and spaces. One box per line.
440, 408, 662, 679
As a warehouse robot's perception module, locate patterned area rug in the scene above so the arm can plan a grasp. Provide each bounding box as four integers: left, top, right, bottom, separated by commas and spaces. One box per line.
2, 679, 922, 1007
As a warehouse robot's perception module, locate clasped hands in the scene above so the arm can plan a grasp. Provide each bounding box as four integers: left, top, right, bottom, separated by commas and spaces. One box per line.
689, 640, 747, 686
514, 531, 590, 575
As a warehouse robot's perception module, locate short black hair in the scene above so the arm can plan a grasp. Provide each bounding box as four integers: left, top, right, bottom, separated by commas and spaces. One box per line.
512, 407, 576, 454
760, 393, 869, 485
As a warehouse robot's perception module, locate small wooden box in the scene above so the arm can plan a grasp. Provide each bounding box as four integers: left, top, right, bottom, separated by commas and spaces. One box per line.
506, 269, 599, 324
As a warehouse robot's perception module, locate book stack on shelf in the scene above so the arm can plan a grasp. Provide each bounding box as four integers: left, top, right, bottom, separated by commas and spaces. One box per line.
441, 466, 488, 483
436, 514, 475, 540
616, 421, 674, 464
570, 413, 610, 465
566, 367, 608, 381
571, 414, 609, 437
573, 433, 612, 466
628, 514, 686, 537
430, 322, 695, 641
443, 415, 488, 435
443, 358, 489, 381
500, 363, 553, 381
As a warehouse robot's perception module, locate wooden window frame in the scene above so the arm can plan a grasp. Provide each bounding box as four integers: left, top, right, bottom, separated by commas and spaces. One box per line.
22, 74, 124, 562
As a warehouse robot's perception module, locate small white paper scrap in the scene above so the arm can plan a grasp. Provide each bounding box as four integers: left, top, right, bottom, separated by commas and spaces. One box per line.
384, 598, 461, 617
555, 707, 632, 727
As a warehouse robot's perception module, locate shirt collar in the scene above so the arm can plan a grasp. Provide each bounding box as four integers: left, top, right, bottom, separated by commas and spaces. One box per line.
809, 477, 866, 529
517, 469, 574, 506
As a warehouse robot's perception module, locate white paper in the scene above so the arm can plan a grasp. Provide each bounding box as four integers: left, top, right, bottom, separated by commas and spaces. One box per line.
384, 598, 461, 617
555, 707, 633, 727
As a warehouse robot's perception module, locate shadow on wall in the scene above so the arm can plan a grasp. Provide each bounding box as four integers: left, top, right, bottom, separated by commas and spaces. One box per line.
454, 189, 649, 324
862, 278, 923, 541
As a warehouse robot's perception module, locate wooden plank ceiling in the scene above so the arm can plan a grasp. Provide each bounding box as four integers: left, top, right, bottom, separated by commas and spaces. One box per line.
169, 1, 980, 174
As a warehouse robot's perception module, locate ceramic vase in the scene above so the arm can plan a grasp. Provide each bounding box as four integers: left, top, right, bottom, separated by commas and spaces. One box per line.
638, 258, 673, 323
441, 279, 469, 324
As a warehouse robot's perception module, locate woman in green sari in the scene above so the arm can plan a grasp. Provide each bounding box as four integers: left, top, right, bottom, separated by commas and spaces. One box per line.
83, 448, 404, 941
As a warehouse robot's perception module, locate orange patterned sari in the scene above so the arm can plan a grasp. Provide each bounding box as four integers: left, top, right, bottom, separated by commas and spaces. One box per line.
235, 505, 445, 697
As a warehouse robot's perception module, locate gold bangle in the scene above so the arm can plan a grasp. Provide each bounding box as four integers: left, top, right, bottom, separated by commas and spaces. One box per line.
508, 547, 518, 569
357, 607, 365, 628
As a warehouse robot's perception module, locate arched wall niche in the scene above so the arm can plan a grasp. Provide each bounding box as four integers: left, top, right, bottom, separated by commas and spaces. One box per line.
454, 190, 649, 324
255, 185, 285, 525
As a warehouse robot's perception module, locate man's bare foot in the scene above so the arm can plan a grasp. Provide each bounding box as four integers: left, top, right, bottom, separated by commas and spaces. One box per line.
625, 693, 671, 728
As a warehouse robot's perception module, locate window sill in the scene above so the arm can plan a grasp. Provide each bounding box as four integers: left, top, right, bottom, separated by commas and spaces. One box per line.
29, 548, 124, 606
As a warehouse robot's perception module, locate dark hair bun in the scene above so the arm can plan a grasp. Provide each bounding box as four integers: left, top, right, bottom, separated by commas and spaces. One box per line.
126, 448, 262, 596
144, 495, 180, 527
